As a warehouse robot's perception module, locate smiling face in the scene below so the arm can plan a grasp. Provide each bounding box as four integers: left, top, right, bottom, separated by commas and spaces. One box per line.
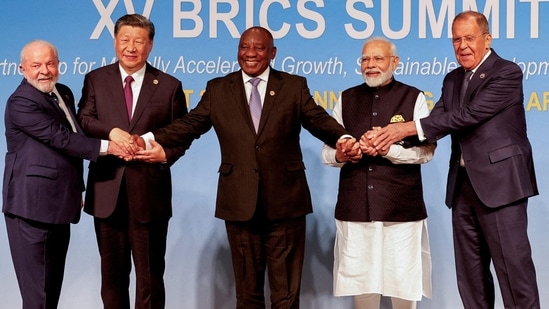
20, 41, 59, 93
237, 27, 277, 77
114, 25, 153, 74
360, 39, 399, 87
452, 14, 491, 70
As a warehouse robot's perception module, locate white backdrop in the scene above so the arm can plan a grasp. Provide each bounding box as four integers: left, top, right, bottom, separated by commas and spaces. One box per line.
0, 1, 548, 308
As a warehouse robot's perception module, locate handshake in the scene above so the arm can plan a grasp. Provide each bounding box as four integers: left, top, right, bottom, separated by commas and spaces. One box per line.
106, 128, 167, 163
335, 127, 393, 163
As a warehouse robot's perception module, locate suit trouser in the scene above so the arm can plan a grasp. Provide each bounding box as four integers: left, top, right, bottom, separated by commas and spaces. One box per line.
5, 213, 70, 309
452, 167, 540, 309
93, 184, 169, 309
225, 207, 306, 309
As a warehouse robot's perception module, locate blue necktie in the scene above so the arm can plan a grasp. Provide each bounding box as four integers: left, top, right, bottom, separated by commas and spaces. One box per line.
248, 78, 262, 132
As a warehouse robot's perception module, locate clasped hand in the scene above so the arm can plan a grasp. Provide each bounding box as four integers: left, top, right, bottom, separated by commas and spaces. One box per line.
335, 137, 362, 163
107, 128, 167, 163
335, 130, 389, 163
358, 121, 416, 156
334, 126, 395, 160
359, 126, 389, 157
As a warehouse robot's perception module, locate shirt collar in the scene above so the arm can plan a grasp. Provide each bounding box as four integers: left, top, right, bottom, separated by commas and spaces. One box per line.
242, 67, 270, 84
120, 63, 146, 81
469, 49, 491, 74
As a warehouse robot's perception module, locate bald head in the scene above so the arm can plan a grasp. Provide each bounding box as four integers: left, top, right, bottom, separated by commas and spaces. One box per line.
237, 26, 277, 77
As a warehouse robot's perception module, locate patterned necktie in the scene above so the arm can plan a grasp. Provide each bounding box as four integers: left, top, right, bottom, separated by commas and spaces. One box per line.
248, 77, 262, 132
460, 70, 473, 106
124, 75, 134, 120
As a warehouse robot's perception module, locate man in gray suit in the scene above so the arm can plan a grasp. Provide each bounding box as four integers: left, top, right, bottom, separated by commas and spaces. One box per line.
3, 40, 125, 309
369, 11, 539, 309
134, 26, 358, 309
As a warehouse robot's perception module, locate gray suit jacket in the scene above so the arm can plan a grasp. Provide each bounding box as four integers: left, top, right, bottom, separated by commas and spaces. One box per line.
421, 50, 538, 208
154, 68, 349, 221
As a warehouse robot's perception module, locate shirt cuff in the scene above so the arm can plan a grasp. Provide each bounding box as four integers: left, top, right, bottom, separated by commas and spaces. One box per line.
100, 140, 109, 155
142, 132, 155, 150
339, 134, 354, 140
415, 120, 426, 141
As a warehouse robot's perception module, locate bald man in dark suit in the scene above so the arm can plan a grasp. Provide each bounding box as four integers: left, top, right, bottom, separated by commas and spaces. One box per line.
134, 27, 358, 308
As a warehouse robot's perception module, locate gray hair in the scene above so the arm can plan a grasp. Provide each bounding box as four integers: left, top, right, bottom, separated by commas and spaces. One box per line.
363, 37, 398, 56
20, 40, 58, 64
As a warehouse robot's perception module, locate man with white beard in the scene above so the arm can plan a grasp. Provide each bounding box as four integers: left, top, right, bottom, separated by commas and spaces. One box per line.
321, 37, 435, 309
3, 40, 127, 309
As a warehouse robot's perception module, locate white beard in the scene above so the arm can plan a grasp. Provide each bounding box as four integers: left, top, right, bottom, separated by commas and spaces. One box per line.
363, 69, 393, 87
26, 75, 57, 93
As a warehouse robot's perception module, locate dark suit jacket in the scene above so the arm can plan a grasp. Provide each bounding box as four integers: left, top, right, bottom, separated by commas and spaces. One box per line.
77, 62, 187, 222
3, 80, 101, 224
420, 49, 538, 208
154, 68, 348, 221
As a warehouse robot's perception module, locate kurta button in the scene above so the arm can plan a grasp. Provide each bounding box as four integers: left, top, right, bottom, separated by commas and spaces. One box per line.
372, 112, 377, 116
368, 167, 373, 172
368, 185, 373, 189
374, 94, 379, 99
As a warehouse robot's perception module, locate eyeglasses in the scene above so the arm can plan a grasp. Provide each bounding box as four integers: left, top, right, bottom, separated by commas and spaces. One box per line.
361, 56, 395, 63
452, 33, 487, 45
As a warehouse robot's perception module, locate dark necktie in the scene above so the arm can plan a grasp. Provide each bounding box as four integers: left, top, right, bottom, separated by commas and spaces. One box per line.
248, 78, 262, 132
50, 92, 59, 103
124, 75, 134, 120
51, 92, 77, 132
460, 70, 473, 106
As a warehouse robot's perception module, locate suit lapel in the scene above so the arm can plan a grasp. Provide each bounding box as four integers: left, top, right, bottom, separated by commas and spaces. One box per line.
229, 69, 283, 136
46, 94, 67, 120
33, 83, 74, 132
56, 88, 84, 134
463, 50, 498, 105
130, 64, 159, 130
229, 71, 257, 134
453, 71, 464, 108
104, 64, 129, 125
258, 69, 282, 135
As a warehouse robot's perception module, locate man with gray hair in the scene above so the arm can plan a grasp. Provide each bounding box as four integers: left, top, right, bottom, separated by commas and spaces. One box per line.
3, 40, 126, 308
371, 11, 540, 308
322, 37, 435, 309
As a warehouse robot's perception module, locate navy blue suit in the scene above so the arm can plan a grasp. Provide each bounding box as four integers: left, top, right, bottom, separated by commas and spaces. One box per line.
3, 79, 101, 308
421, 50, 539, 308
